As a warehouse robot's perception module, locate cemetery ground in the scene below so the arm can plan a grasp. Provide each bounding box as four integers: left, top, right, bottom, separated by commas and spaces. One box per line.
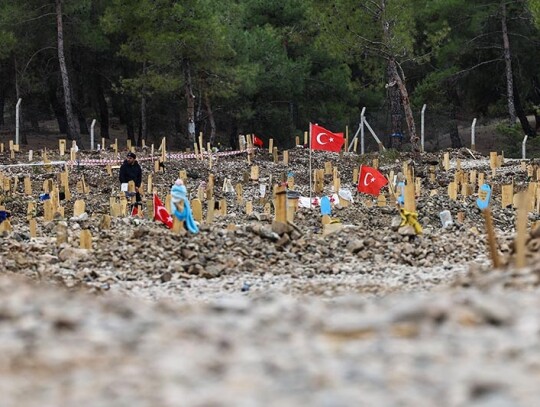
2, 137, 540, 406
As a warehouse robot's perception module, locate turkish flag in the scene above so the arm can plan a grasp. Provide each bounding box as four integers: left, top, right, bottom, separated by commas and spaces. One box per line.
357, 166, 388, 196
310, 123, 344, 152
253, 135, 264, 147
153, 193, 173, 229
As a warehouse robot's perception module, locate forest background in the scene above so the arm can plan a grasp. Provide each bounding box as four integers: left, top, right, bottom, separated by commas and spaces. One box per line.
0, 0, 539, 156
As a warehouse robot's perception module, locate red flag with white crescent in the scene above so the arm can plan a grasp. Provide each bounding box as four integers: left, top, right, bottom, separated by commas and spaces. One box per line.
153, 193, 173, 229
357, 166, 388, 196
253, 135, 264, 147
310, 123, 344, 152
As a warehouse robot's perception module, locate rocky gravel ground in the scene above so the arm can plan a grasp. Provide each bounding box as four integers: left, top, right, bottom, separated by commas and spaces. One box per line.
1, 146, 540, 406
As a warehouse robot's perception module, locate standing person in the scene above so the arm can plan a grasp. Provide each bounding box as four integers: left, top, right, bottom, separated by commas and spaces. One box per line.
119, 152, 142, 202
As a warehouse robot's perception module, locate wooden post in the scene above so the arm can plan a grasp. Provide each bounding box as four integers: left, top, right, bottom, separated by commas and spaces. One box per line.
191, 199, 202, 222
268, 138, 274, 154
99, 214, 111, 230
295, 136, 300, 146
56, 223, 68, 246
490, 152, 498, 169
73, 200, 86, 217
59, 139, 66, 156
250, 166, 259, 181
24, 177, 32, 196
283, 150, 289, 166
206, 199, 215, 223
483, 208, 500, 269
245, 201, 253, 215
29, 218, 37, 238
324, 162, 332, 175
515, 191, 529, 268
273, 146, 278, 163
303, 131, 308, 146
235, 183, 243, 204
448, 182, 458, 200
198, 133, 204, 160
161, 137, 167, 162
443, 153, 450, 171
501, 184, 513, 208
274, 185, 287, 223
79, 230, 92, 249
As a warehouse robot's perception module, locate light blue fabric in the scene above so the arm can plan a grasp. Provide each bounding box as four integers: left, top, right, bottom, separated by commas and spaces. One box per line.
320, 196, 332, 216
170, 184, 199, 234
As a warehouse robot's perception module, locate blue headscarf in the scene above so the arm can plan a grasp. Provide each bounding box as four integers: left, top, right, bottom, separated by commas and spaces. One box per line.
170, 180, 199, 234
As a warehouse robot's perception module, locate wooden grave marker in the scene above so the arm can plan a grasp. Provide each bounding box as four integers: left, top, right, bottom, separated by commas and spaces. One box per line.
191, 199, 202, 222
235, 183, 243, 204
250, 166, 259, 181
515, 191, 530, 268
44, 200, 54, 221
274, 185, 287, 223
56, 223, 68, 246
73, 200, 86, 217
24, 177, 32, 196
443, 153, 450, 171
501, 184, 513, 208
207, 174, 214, 200
99, 214, 111, 230
245, 201, 253, 215
29, 218, 37, 238
324, 162, 332, 175
478, 173, 485, 189
79, 230, 93, 249
219, 198, 227, 216
206, 199, 215, 224
283, 150, 289, 166
59, 140, 66, 156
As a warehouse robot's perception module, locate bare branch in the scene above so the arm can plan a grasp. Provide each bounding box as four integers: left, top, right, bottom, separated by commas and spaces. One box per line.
450, 58, 502, 79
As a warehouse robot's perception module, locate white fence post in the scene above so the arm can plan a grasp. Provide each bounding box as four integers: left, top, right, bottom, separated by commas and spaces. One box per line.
522, 135, 528, 160
421, 104, 426, 152
471, 118, 477, 151
360, 107, 366, 155
90, 119, 96, 150
15, 98, 22, 146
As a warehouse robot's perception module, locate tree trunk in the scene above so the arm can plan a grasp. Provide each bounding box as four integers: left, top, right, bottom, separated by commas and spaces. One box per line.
56, 0, 81, 145
184, 59, 196, 143
96, 75, 110, 138
514, 81, 535, 136
205, 91, 216, 145
387, 58, 418, 150
386, 62, 403, 149
49, 83, 68, 134
380, 0, 418, 152
0, 90, 4, 127
139, 62, 148, 147
124, 96, 135, 143
13, 57, 28, 144
501, 2, 517, 125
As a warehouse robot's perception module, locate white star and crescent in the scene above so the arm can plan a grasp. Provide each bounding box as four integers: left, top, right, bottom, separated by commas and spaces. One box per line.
316, 132, 334, 145
362, 172, 376, 186
157, 205, 172, 224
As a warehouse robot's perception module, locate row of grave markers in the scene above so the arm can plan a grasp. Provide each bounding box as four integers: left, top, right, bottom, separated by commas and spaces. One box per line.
1, 148, 540, 252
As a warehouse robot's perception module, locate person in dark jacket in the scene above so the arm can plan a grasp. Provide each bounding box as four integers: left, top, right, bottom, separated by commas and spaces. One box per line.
119, 152, 142, 202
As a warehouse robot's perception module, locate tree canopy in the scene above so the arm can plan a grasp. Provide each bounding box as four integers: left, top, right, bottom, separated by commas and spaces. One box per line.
0, 0, 538, 148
